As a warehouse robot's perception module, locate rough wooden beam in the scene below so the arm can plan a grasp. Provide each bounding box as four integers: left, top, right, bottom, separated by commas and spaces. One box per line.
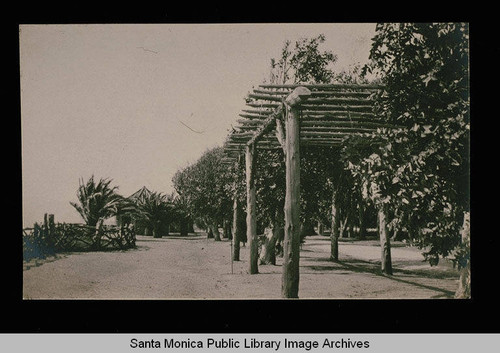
301, 120, 389, 127
330, 189, 340, 261
284, 86, 312, 107
246, 102, 279, 109
281, 86, 311, 299
307, 90, 373, 97
281, 103, 301, 298
301, 111, 376, 119
302, 97, 374, 105
275, 117, 286, 153
230, 132, 254, 137
246, 144, 258, 274
235, 125, 259, 131
300, 131, 372, 137
232, 154, 243, 261
256, 88, 374, 98
247, 93, 283, 102
301, 126, 377, 133
242, 108, 274, 115
238, 113, 269, 120
259, 83, 384, 90
301, 104, 373, 112
232, 190, 241, 261
236, 119, 262, 125
252, 89, 288, 96
246, 104, 284, 146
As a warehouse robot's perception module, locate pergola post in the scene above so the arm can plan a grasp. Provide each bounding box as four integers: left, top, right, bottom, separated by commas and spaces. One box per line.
281, 87, 311, 298
246, 143, 258, 274
232, 181, 241, 262
378, 203, 393, 275
330, 189, 340, 261
232, 154, 243, 262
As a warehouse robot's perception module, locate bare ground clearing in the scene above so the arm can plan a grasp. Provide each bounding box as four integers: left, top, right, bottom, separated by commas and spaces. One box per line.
23, 234, 460, 299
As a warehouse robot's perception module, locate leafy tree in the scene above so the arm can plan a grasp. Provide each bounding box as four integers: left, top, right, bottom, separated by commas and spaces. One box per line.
268, 34, 337, 84
255, 149, 285, 264
70, 176, 126, 227
333, 62, 373, 84
255, 150, 285, 229
172, 146, 233, 241
342, 23, 470, 283
299, 146, 336, 238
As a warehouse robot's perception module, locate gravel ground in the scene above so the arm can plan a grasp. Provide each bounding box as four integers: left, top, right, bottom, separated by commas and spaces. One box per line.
23, 234, 460, 299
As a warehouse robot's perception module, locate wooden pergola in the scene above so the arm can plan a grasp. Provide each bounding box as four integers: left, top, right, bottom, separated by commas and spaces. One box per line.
222, 83, 392, 298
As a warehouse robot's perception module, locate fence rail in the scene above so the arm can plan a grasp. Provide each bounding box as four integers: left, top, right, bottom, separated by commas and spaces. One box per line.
23, 214, 136, 261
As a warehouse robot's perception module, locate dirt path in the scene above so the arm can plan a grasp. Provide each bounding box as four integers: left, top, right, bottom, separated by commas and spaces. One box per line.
23, 234, 460, 299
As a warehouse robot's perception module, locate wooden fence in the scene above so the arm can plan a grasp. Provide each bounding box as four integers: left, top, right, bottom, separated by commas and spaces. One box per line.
23, 214, 136, 261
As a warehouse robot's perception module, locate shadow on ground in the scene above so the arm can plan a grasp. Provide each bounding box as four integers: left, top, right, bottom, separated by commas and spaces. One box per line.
23, 254, 68, 271
303, 257, 457, 298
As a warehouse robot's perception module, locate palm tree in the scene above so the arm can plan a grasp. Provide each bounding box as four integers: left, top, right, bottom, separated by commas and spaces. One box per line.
173, 194, 192, 236
138, 191, 174, 238
70, 176, 125, 227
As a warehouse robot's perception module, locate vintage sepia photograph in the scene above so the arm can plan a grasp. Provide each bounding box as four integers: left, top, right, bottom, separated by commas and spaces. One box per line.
20, 23, 470, 300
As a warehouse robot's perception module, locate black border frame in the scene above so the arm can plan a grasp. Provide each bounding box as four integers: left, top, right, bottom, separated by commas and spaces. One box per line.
7, 6, 495, 334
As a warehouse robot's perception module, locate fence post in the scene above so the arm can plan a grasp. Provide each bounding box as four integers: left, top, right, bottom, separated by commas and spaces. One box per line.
43, 213, 48, 239
48, 214, 55, 248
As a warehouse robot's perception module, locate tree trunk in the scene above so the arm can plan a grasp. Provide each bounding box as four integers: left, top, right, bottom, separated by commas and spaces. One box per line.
281, 103, 301, 298
212, 223, 221, 241
317, 221, 324, 236
339, 214, 349, 238
358, 203, 366, 240
330, 190, 340, 261
300, 220, 316, 242
232, 195, 241, 261
347, 222, 354, 239
223, 219, 232, 240
153, 222, 162, 238
260, 223, 282, 265
246, 144, 258, 274
187, 219, 194, 233
207, 226, 214, 239
179, 217, 188, 236
378, 205, 393, 275
94, 219, 104, 249
455, 211, 471, 299
239, 210, 248, 246
274, 207, 285, 258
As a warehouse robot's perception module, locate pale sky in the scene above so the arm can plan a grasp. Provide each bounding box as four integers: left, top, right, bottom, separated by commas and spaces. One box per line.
20, 23, 376, 227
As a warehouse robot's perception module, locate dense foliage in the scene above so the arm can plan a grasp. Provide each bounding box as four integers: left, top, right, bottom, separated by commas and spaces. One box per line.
255, 149, 285, 232
172, 147, 233, 239
342, 23, 470, 266
268, 34, 337, 85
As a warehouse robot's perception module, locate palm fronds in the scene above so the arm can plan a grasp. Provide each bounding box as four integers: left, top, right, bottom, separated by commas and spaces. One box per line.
70, 175, 124, 226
